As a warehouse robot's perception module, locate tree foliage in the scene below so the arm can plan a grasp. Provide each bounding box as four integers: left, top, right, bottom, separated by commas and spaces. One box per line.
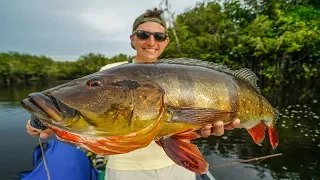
161, 0, 320, 102
0, 52, 131, 84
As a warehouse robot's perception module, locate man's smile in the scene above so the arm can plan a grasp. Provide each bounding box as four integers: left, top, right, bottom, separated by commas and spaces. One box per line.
143, 48, 157, 52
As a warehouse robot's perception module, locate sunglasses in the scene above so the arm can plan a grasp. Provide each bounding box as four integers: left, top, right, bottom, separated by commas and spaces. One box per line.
133, 30, 168, 42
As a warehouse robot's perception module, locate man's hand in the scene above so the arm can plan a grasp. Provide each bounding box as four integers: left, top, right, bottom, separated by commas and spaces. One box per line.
26, 119, 54, 139
198, 118, 241, 137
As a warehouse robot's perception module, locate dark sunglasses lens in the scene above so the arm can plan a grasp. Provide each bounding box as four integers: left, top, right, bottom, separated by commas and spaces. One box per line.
154, 33, 167, 41
136, 31, 150, 40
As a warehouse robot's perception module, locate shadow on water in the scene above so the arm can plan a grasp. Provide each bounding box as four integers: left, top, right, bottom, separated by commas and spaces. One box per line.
0, 81, 319, 180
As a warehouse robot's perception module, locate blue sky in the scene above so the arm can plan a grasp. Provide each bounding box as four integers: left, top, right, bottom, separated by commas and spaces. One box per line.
0, 0, 201, 61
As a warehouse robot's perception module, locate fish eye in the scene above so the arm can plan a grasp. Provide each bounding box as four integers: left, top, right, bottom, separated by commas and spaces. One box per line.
86, 77, 103, 87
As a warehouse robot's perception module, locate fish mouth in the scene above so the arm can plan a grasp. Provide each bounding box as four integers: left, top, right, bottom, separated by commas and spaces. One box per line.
21, 92, 77, 125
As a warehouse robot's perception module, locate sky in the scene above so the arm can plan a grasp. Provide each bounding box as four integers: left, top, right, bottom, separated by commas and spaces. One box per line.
0, 0, 203, 61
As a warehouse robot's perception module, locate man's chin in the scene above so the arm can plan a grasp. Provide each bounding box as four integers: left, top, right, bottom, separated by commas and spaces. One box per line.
142, 55, 159, 62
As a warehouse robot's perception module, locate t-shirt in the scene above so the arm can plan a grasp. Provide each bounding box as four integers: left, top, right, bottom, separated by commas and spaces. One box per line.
106, 141, 175, 170
100, 61, 175, 170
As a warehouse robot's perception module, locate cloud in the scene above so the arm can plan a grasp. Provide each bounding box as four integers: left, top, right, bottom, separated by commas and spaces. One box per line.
0, 0, 200, 61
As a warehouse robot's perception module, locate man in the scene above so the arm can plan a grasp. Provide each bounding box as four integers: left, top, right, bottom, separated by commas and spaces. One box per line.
26, 8, 240, 180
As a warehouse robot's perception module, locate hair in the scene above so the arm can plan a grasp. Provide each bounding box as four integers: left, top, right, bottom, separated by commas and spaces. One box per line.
144, 8, 164, 18
132, 7, 167, 32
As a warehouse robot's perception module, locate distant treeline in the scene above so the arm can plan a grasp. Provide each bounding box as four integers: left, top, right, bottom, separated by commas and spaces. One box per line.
1, 0, 319, 102
0, 52, 132, 84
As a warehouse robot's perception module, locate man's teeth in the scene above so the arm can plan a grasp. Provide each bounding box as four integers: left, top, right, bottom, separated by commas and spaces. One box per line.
144, 48, 156, 52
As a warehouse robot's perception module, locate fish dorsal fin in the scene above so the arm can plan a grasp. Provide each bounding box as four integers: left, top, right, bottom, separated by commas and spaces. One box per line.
157, 57, 261, 92
232, 68, 261, 93
157, 57, 233, 75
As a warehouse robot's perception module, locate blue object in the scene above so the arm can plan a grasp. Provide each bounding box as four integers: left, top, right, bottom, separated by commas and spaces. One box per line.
14, 140, 98, 180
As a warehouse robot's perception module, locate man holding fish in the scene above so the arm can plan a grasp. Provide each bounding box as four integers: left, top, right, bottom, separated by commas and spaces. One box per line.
24, 7, 275, 180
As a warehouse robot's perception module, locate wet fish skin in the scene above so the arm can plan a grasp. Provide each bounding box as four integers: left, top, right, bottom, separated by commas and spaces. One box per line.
21, 58, 279, 174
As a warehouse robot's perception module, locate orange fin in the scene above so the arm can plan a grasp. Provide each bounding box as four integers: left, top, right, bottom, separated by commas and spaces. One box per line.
247, 121, 266, 146
156, 131, 208, 174
167, 106, 236, 125
267, 126, 279, 149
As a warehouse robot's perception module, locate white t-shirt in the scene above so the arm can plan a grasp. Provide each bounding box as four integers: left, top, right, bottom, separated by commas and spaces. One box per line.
106, 141, 175, 170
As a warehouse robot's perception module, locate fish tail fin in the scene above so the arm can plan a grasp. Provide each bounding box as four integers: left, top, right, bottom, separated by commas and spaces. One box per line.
268, 108, 279, 149
247, 116, 279, 149
267, 123, 279, 149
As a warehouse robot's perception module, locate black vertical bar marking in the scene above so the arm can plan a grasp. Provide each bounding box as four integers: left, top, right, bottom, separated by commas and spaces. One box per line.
177, 69, 195, 106
228, 80, 239, 113
259, 94, 264, 116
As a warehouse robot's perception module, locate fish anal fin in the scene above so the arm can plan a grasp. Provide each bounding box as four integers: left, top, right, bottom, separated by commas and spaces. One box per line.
167, 106, 236, 125
156, 131, 208, 174
247, 121, 266, 146
267, 126, 279, 149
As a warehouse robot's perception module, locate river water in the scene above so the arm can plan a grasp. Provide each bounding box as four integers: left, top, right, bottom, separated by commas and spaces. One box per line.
0, 82, 319, 180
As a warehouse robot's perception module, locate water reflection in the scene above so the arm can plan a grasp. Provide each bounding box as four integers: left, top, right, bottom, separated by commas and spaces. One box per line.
0, 81, 66, 102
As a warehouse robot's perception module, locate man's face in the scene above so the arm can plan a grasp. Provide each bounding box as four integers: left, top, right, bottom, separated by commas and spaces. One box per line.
130, 22, 169, 63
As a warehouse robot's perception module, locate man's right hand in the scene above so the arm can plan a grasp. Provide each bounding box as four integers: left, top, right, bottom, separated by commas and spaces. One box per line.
26, 119, 54, 139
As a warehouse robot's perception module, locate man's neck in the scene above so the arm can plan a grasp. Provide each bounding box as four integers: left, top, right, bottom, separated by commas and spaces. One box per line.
134, 57, 158, 63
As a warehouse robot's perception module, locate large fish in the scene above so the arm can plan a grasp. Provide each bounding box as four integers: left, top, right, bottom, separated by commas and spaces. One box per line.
21, 58, 279, 174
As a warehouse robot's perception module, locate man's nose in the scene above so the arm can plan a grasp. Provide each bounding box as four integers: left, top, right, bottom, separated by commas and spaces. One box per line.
146, 35, 156, 45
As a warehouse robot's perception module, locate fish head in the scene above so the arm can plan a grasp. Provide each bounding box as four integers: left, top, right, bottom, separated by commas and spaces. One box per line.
21, 68, 165, 138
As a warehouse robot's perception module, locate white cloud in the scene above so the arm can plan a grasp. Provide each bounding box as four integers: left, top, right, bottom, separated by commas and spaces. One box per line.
78, 12, 128, 34
0, 0, 202, 61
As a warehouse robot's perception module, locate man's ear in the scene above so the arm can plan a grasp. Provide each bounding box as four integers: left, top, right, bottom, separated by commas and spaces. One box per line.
164, 37, 169, 47
130, 35, 136, 49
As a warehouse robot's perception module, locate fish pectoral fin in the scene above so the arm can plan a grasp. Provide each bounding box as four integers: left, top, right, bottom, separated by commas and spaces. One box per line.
156, 131, 208, 174
246, 121, 266, 146
167, 106, 236, 125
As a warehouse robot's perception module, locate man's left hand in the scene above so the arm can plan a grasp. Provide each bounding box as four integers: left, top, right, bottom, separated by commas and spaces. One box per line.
198, 118, 241, 137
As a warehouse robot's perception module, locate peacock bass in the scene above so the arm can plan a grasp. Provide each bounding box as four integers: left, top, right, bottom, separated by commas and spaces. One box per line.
21, 58, 279, 174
